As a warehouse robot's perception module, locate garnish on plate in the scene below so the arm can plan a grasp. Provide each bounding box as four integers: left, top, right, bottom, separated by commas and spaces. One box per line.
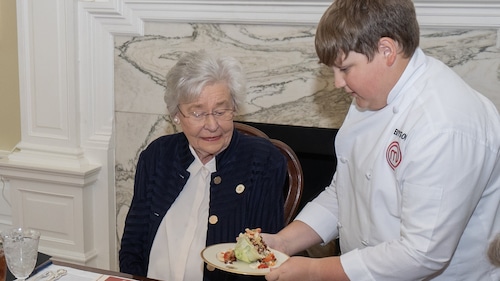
217, 228, 277, 269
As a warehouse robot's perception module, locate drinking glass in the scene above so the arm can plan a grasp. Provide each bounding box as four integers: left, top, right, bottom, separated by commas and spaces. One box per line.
0, 228, 40, 281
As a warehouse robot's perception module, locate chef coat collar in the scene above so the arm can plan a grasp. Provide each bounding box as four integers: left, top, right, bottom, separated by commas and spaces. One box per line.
386, 48, 426, 105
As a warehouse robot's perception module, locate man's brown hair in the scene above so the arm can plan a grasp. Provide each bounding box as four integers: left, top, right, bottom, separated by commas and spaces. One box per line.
315, 0, 420, 66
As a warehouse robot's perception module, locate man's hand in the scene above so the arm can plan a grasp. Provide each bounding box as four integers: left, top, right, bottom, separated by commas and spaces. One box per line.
265, 256, 349, 281
261, 233, 288, 255
261, 221, 323, 257
265, 256, 316, 281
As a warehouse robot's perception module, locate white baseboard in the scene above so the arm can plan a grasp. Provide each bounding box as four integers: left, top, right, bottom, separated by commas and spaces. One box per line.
0, 150, 10, 159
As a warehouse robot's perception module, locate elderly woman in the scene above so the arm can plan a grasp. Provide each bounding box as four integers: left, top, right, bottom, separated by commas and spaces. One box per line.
119, 50, 287, 281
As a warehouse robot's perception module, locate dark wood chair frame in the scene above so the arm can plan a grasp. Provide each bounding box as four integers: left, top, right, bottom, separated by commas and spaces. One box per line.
234, 122, 304, 225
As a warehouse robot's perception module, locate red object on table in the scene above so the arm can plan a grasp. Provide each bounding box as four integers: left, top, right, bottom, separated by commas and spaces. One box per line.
0, 248, 6, 281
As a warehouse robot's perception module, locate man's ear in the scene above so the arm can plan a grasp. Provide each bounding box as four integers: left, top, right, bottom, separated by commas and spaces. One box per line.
378, 37, 397, 65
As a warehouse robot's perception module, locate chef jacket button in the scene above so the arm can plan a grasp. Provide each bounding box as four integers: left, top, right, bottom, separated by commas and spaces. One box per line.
365, 172, 372, 180
206, 264, 215, 271
340, 157, 347, 164
235, 184, 245, 194
393, 106, 399, 114
337, 222, 342, 228
213, 176, 222, 184
209, 215, 218, 224
361, 240, 368, 246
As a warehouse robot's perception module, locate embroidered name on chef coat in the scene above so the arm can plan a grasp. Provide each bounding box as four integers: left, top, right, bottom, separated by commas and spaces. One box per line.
393, 128, 407, 140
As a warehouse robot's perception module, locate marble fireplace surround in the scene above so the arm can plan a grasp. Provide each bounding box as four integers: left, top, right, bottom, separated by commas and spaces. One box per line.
0, 0, 499, 271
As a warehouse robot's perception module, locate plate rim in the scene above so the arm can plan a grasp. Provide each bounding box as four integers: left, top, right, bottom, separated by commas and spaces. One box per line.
200, 242, 289, 276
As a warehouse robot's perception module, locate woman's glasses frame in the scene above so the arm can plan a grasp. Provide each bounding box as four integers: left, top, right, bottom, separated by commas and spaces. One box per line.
176, 105, 235, 123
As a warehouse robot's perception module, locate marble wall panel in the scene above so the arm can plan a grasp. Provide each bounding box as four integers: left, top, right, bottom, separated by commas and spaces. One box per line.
114, 22, 500, 242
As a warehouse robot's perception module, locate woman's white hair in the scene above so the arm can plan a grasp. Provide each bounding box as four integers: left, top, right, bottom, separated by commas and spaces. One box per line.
164, 49, 246, 118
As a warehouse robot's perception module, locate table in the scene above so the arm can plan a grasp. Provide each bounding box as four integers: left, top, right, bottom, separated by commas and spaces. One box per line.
50, 260, 159, 281
5, 253, 158, 281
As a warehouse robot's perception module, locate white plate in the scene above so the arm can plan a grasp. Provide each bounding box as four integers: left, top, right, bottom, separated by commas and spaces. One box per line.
201, 242, 289, 276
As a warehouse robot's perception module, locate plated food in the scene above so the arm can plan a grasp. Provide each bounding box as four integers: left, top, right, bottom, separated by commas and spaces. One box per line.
221, 228, 276, 268
200, 228, 289, 275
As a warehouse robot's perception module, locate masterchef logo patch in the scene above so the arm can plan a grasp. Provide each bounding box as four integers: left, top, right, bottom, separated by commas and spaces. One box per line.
386, 141, 402, 170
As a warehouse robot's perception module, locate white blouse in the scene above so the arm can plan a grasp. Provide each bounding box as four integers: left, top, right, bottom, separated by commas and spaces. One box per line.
148, 146, 216, 281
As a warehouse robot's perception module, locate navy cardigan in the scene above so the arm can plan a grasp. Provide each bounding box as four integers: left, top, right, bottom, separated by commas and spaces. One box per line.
119, 129, 287, 281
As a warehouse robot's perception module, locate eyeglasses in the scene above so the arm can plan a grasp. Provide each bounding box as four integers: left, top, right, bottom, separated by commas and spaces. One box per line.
177, 105, 235, 123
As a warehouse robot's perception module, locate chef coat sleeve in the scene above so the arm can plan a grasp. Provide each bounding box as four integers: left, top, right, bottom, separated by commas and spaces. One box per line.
294, 172, 339, 244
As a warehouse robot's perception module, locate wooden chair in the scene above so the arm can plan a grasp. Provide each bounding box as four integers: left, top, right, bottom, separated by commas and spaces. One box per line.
234, 122, 304, 225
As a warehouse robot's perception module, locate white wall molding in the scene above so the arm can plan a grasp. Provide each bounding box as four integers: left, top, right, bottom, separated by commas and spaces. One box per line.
0, 160, 100, 187
415, 1, 500, 28
0, 158, 101, 264
0, 0, 113, 270
10, 0, 86, 168
80, 0, 500, 29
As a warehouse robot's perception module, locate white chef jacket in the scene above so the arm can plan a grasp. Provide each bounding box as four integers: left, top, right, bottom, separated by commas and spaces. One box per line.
296, 48, 500, 280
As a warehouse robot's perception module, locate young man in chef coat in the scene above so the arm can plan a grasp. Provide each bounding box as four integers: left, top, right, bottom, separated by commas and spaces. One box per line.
263, 0, 500, 280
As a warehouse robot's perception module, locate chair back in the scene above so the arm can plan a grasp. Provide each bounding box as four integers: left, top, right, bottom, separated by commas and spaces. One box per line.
234, 122, 304, 224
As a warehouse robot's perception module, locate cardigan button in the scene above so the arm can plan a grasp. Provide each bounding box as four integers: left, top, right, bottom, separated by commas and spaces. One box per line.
214, 176, 222, 184
209, 215, 218, 225
206, 264, 215, 271
235, 184, 245, 194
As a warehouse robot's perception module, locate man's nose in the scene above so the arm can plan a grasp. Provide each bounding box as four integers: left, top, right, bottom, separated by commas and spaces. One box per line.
333, 71, 346, 89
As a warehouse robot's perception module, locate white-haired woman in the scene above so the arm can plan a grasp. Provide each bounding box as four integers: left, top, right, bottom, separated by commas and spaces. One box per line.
119, 50, 287, 281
